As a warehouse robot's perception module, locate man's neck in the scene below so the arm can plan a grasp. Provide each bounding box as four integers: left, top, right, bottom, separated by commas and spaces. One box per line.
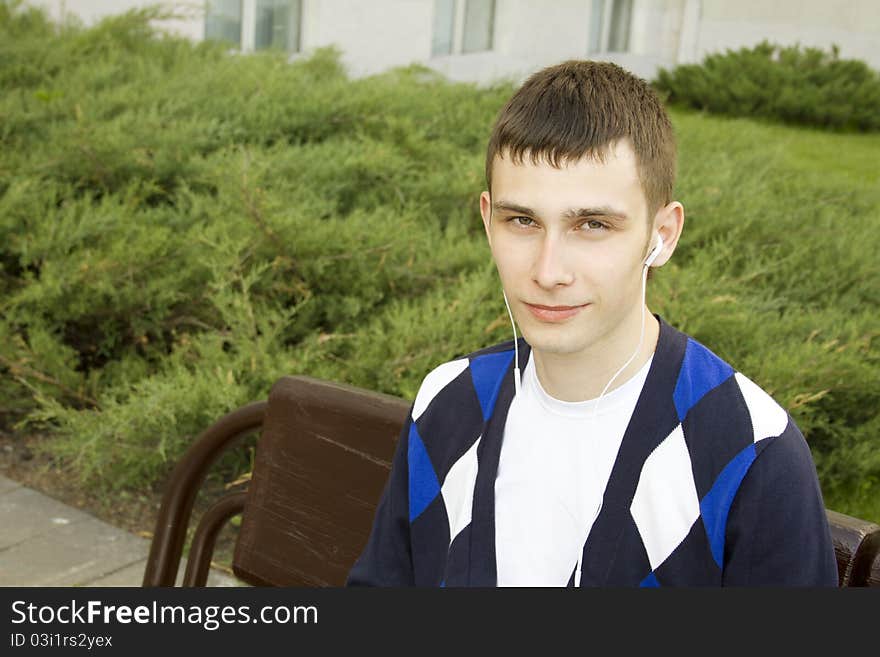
531, 310, 660, 402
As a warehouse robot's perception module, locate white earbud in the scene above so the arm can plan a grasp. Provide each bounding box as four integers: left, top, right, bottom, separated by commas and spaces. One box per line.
644, 233, 664, 268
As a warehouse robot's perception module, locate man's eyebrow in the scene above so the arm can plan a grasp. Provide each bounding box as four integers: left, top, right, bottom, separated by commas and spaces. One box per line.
562, 206, 629, 221
492, 201, 536, 216
492, 200, 629, 221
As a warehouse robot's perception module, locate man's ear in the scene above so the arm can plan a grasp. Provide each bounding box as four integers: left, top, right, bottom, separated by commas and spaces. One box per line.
479, 191, 493, 247
650, 201, 685, 268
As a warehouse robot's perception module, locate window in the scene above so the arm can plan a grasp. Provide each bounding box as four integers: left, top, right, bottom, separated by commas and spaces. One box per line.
205, 0, 242, 46
432, 0, 456, 56
588, 0, 633, 54
607, 0, 632, 52
462, 0, 495, 53
255, 0, 302, 51
431, 0, 495, 56
205, 0, 302, 52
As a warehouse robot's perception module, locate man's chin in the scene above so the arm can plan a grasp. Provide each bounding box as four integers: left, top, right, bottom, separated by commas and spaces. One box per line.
518, 327, 587, 357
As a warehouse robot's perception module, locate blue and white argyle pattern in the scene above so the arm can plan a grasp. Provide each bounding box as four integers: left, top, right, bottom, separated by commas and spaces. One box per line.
404, 336, 792, 587
631, 339, 789, 586
406, 347, 514, 586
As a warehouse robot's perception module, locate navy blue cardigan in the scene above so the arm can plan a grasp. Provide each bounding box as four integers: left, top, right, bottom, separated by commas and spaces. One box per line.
347, 317, 838, 587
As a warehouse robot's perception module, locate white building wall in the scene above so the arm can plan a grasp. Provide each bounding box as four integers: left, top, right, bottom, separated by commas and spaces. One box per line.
301, 0, 434, 78
693, 0, 880, 70
428, 0, 596, 85
18, 0, 880, 85
24, 0, 205, 40
424, 0, 687, 84
599, 0, 684, 80
26, 0, 150, 24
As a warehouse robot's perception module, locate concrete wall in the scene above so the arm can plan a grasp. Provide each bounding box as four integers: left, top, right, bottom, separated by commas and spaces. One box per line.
19, 0, 880, 85
24, 0, 205, 40
425, 0, 681, 85
693, 0, 880, 70
428, 0, 594, 85
301, 0, 433, 77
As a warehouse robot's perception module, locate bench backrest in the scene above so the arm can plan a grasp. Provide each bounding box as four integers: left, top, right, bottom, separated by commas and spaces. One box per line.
232, 375, 408, 586
827, 509, 880, 587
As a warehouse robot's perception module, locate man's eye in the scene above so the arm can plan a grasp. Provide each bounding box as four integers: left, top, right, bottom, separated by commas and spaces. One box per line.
581, 219, 608, 231
510, 216, 535, 227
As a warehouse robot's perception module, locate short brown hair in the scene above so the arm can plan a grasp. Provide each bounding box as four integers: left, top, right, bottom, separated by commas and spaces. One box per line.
485, 60, 676, 218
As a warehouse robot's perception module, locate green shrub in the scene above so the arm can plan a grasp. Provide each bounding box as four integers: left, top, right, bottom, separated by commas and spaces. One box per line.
654, 41, 880, 131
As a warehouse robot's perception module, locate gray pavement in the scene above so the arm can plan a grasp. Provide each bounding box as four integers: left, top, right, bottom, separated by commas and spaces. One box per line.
0, 474, 249, 587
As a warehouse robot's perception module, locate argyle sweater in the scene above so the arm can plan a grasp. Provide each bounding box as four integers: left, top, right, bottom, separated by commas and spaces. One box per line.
346, 317, 838, 587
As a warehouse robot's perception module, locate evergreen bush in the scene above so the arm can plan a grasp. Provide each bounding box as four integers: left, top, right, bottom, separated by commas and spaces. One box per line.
654, 41, 880, 131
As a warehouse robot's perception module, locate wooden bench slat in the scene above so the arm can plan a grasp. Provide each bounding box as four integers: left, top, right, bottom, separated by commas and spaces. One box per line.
233, 376, 408, 586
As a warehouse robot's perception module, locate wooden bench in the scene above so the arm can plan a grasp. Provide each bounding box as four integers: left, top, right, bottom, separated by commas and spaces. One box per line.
142, 375, 880, 587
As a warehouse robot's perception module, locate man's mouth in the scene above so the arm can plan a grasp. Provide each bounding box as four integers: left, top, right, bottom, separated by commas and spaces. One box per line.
523, 302, 589, 322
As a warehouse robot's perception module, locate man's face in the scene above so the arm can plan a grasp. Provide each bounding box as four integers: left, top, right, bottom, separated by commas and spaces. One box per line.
480, 140, 654, 362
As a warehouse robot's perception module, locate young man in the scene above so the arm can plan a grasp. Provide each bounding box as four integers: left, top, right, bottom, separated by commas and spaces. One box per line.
346, 60, 838, 587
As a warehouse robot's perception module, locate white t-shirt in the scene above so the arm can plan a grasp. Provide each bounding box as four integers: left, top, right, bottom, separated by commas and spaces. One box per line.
494, 353, 653, 586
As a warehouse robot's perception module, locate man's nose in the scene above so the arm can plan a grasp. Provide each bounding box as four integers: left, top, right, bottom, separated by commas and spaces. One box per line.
532, 234, 575, 289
